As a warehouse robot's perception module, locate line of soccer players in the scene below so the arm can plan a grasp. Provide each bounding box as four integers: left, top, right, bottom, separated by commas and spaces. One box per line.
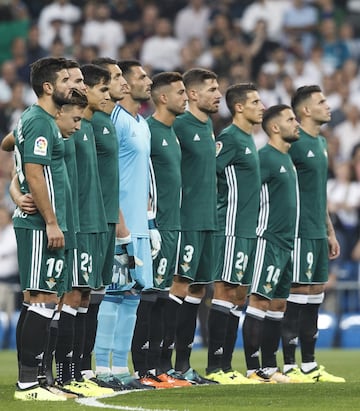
1, 57, 345, 401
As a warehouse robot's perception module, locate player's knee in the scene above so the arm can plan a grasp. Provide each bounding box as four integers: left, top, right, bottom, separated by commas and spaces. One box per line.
188, 283, 205, 298
309, 284, 325, 295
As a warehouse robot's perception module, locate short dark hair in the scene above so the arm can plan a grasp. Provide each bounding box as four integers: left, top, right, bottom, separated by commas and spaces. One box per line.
262, 104, 291, 134
80, 64, 110, 87
92, 57, 117, 69
30, 57, 68, 97
64, 89, 88, 109
291, 85, 322, 116
225, 83, 258, 116
117, 60, 142, 79
65, 59, 81, 70
151, 71, 183, 103
182, 68, 217, 89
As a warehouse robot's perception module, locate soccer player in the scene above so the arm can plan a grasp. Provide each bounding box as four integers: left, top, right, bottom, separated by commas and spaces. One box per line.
11, 64, 114, 397
13, 57, 73, 401
3, 63, 88, 395
281, 85, 344, 383
95, 60, 158, 390
205, 83, 264, 384
41, 60, 87, 389
242, 104, 300, 383
78, 57, 128, 387
166, 68, 221, 384
59, 64, 116, 396
90, 58, 150, 390
130, 71, 191, 388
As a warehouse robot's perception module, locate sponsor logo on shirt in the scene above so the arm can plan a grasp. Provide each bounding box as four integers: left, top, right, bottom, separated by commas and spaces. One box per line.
83, 134, 88, 141
103, 127, 109, 134
34, 136, 47, 156
245, 147, 252, 154
215, 141, 223, 157
162, 139, 168, 146
280, 165, 287, 173
193, 134, 201, 141
307, 150, 315, 157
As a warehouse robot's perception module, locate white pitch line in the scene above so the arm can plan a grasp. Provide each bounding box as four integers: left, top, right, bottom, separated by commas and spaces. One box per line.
76, 392, 179, 411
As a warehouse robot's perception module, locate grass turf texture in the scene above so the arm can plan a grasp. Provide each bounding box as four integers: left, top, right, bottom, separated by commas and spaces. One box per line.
1, 349, 359, 411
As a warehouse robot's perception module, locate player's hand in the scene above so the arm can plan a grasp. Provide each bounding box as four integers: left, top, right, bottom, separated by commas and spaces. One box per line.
328, 233, 340, 260
112, 236, 143, 286
46, 222, 65, 249
18, 193, 37, 214
148, 211, 161, 259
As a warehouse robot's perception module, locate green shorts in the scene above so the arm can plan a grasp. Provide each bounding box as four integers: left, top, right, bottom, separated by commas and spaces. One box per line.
214, 235, 256, 285
292, 238, 329, 284
101, 223, 116, 287
152, 230, 179, 290
57, 248, 76, 295
15, 228, 66, 295
249, 237, 292, 300
177, 231, 216, 284
76, 232, 107, 289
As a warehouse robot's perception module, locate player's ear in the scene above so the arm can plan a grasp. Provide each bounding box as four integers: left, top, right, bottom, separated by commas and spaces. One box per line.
302, 105, 311, 117
234, 102, 243, 113
159, 93, 168, 104
43, 81, 53, 95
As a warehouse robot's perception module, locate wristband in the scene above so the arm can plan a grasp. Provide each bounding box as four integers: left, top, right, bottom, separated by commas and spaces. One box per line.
116, 234, 131, 246
147, 210, 157, 229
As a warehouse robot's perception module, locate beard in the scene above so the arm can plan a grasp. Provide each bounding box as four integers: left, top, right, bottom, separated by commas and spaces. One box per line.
283, 135, 299, 143
199, 105, 218, 115
52, 89, 72, 107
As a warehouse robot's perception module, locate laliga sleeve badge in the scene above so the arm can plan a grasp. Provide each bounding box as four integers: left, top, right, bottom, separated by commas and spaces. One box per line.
34, 136, 48, 156
215, 141, 223, 157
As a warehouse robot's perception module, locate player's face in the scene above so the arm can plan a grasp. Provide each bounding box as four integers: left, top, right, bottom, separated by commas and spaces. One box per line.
241, 91, 265, 125
278, 108, 300, 143
107, 64, 129, 102
128, 66, 152, 102
52, 68, 72, 106
195, 78, 221, 114
166, 81, 188, 116
86, 80, 111, 112
56, 105, 84, 138
308, 92, 331, 124
68, 67, 87, 94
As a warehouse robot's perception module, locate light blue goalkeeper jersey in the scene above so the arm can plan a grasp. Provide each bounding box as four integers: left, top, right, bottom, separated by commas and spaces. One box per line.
111, 104, 151, 237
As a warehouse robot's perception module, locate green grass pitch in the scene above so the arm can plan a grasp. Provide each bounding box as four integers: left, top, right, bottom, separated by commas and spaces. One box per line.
1, 349, 359, 411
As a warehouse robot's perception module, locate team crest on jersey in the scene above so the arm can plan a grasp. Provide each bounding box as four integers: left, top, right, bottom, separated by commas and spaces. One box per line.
306, 268, 312, 280
263, 283, 272, 294
34, 136, 48, 156
46, 277, 56, 289
236, 270, 244, 282
215, 141, 223, 157
180, 262, 191, 273
82, 271, 89, 283
155, 273, 165, 285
